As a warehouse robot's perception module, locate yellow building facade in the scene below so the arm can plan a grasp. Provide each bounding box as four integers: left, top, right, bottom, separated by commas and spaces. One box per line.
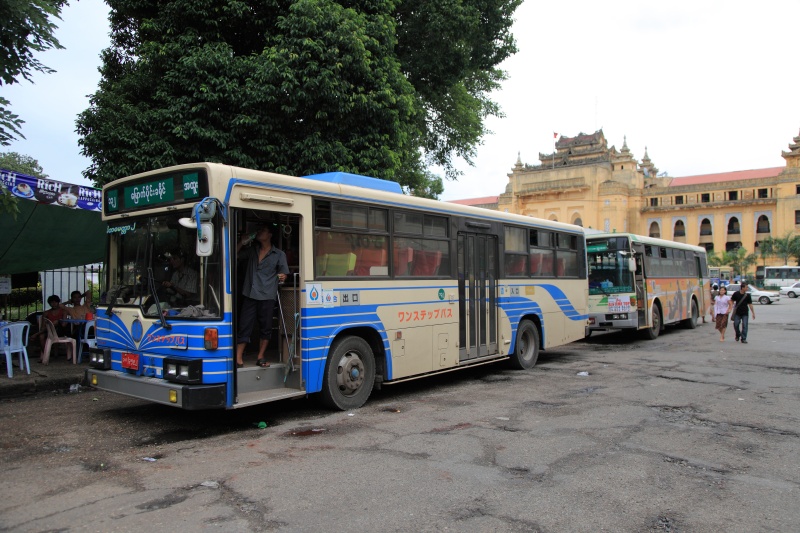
487, 129, 800, 264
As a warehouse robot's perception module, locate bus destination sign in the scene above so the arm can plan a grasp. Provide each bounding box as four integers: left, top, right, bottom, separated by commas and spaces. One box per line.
105, 170, 206, 215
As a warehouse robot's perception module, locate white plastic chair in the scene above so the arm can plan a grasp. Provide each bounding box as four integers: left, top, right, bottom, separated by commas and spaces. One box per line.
41, 318, 76, 365
76, 320, 97, 364
2, 322, 31, 378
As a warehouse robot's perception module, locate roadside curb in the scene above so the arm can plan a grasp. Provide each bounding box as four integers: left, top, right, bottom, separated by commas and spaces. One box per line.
0, 374, 87, 399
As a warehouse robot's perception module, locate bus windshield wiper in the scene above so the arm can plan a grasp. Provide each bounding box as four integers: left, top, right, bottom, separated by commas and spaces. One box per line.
146, 267, 171, 330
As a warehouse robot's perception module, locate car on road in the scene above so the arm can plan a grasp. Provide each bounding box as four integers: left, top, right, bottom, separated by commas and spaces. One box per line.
727, 283, 780, 304
779, 281, 800, 298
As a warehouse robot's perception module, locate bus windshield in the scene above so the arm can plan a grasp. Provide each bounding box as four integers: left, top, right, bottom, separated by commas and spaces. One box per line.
104, 211, 222, 318
587, 238, 633, 295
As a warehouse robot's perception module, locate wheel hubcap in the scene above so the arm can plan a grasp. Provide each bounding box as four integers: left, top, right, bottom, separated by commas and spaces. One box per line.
336, 352, 365, 395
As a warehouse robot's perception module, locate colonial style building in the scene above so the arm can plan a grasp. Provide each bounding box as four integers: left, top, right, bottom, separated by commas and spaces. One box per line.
456, 129, 800, 263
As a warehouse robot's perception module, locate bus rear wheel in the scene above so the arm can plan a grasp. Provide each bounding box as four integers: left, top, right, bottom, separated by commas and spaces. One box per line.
321, 336, 375, 410
642, 305, 661, 340
509, 320, 540, 370
683, 299, 699, 329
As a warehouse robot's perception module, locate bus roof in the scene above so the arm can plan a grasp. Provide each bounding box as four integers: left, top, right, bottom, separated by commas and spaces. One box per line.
303, 172, 403, 194
586, 232, 706, 253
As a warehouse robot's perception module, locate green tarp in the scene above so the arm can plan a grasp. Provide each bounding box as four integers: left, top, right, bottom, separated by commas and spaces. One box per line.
0, 170, 106, 274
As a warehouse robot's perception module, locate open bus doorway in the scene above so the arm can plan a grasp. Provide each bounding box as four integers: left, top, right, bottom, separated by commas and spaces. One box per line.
231, 208, 302, 406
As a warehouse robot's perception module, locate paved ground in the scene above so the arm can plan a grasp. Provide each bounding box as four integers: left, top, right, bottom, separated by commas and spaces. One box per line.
1, 297, 798, 532
0, 343, 86, 398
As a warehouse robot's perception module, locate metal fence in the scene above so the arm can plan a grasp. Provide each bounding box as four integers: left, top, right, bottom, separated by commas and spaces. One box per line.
1, 264, 103, 322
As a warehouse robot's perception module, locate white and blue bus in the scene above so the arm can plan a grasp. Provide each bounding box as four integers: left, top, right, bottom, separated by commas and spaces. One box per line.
86, 163, 588, 410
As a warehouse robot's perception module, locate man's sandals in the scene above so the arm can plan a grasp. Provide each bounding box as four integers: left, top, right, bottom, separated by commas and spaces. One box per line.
257, 358, 271, 368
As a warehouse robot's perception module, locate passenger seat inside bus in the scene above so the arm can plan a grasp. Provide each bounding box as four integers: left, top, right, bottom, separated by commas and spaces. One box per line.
323, 253, 357, 276
354, 246, 388, 276
411, 250, 442, 276
393, 247, 414, 276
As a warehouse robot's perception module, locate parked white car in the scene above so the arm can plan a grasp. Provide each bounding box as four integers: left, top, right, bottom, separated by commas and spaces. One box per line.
727, 284, 780, 304
779, 281, 800, 298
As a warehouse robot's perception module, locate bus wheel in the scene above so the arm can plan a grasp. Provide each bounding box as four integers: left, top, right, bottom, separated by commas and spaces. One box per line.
509, 320, 540, 370
683, 299, 699, 329
643, 305, 661, 340
321, 336, 375, 410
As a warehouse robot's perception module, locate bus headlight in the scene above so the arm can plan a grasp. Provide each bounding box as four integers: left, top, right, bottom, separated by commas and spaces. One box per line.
89, 348, 112, 370
163, 358, 202, 384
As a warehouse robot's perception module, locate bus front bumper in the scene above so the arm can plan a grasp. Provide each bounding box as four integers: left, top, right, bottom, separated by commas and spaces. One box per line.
588, 313, 638, 331
86, 369, 227, 410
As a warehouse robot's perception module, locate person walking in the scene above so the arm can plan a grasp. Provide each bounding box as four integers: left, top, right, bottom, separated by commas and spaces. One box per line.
235, 224, 290, 368
731, 282, 755, 343
711, 285, 733, 342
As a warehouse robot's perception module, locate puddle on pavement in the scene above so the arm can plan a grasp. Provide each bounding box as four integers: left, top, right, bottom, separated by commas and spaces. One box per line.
284, 427, 328, 437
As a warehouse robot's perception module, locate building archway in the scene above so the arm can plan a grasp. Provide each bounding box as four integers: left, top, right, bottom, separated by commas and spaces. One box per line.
727, 217, 740, 235
700, 218, 712, 236
673, 220, 686, 237
756, 215, 771, 235
649, 221, 660, 238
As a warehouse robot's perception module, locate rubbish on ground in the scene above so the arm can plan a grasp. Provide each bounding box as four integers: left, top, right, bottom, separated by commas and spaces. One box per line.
200, 481, 220, 489
577, 371, 590, 376
257, 421, 267, 429
496, 417, 510, 421
142, 457, 157, 462
69, 384, 81, 393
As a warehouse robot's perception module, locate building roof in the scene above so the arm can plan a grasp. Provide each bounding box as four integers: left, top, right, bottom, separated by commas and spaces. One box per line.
669, 167, 784, 187
448, 196, 499, 206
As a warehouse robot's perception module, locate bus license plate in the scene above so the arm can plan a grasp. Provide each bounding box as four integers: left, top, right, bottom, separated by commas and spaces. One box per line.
122, 352, 139, 370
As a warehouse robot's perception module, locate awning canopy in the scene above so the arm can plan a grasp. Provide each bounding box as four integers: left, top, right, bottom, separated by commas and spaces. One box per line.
0, 170, 106, 274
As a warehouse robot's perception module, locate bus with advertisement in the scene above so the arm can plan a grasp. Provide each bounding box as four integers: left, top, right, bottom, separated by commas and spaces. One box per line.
708, 266, 733, 287
86, 163, 589, 410
586, 233, 709, 339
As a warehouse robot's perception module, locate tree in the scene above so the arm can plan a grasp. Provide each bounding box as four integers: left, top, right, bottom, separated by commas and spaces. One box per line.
405, 170, 444, 200
0, 151, 49, 219
769, 232, 800, 266
0, 151, 49, 178
76, 0, 522, 190
0, 0, 69, 145
756, 237, 774, 268
726, 247, 757, 281
707, 250, 725, 267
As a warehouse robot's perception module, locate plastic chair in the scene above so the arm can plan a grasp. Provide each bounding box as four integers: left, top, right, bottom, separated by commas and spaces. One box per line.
76, 320, 97, 364
2, 322, 30, 378
41, 318, 76, 365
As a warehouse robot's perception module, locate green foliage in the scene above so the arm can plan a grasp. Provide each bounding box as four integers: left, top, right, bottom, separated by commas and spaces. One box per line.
405, 170, 444, 200
0, 0, 69, 145
0, 152, 48, 220
707, 250, 725, 267
0, 151, 49, 177
767, 232, 800, 265
725, 247, 758, 280
77, 0, 521, 190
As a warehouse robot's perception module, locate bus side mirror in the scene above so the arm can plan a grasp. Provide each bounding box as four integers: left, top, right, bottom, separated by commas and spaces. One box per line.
196, 223, 213, 257
628, 258, 636, 272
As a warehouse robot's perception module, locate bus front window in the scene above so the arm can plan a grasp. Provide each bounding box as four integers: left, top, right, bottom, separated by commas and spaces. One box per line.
105, 212, 222, 318
588, 250, 634, 295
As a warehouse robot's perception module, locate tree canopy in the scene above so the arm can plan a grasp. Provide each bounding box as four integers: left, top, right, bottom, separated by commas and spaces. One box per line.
77, 0, 522, 193
0, 151, 49, 219
0, 0, 69, 145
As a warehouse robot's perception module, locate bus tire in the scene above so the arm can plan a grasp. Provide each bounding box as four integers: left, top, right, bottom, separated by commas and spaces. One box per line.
683, 299, 699, 329
509, 320, 540, 370
642, 304, 661, 340
321, 336, 375, 410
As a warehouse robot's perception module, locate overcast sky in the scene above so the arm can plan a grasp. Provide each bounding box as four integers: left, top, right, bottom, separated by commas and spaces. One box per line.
4, 0, 799, 200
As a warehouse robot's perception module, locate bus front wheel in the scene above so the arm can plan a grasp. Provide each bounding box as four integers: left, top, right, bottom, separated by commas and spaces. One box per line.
643, 305, 661, 340
509, 320, 540, 370
321, 336, 376, 410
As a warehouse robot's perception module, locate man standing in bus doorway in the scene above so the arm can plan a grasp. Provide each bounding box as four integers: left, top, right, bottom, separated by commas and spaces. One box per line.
236, 225, 290, 368
731, 282, 756, 343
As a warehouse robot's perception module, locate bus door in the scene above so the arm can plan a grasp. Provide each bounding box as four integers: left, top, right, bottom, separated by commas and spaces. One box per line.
458, 233, 498, 361
632, 244, 648, 328
231, 208, 303, 404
